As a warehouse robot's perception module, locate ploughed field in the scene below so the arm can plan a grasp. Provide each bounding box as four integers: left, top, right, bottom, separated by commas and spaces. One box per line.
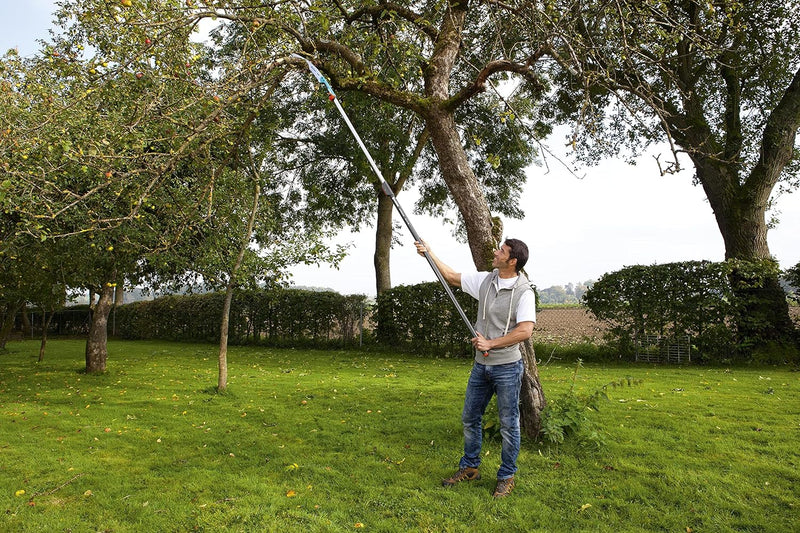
533, 307, 607, 345
533, 306, 800, 346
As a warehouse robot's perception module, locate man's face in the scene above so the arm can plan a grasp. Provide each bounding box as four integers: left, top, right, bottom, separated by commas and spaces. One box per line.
492, 244, 515, 270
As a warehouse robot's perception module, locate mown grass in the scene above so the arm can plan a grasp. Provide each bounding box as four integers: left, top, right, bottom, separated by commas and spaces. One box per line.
1, 340, 798, 532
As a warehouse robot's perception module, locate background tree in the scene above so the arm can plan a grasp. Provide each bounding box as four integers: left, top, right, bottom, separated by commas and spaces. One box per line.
538, 0, 800, 348
0, 236, 27, 350
17, 238, 68, 362
144, 123, 346, 391
1, 10, 216, 370
265, 93, 431, 295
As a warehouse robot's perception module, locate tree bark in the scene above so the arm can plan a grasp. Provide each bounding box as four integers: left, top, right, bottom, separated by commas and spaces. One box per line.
374, 191, 394, 295
38, 309, 55, 362
218, 287, 232, 392
422, 1, 497, 269
85, 283, 114, 373
425, 110, 497, 268
519, 338, 546, 438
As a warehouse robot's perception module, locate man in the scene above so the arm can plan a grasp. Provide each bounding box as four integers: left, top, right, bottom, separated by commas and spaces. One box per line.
415, 238, 535, 498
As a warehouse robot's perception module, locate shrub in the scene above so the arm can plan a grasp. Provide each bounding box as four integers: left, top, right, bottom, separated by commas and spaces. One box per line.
783, 262, 800, 307
113, 288, 370, 348
375, 282, 478, 356
583, 259, 794, 362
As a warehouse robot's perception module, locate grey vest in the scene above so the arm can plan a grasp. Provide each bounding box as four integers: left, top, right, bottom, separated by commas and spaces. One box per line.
474, 269, 533, 365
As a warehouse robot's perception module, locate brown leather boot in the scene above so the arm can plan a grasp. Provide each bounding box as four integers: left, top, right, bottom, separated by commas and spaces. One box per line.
442, 467, 481, 486
492, 476, 515, 498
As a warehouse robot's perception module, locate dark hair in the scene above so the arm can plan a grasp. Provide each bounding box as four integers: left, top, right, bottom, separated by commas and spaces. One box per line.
504, 238, 529, 273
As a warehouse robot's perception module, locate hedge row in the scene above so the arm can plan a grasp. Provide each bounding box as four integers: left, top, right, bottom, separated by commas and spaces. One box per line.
583, 259, 796, 362
114, 289, 369, 348
22, 260, 796, 363
20, 283, 483, 355
375, 281, 479, 356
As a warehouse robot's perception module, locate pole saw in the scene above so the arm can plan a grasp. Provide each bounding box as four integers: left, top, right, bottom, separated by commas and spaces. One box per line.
292, 54, 487, 356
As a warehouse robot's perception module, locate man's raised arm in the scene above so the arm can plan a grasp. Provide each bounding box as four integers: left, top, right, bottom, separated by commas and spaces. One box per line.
414, 241, 462, 287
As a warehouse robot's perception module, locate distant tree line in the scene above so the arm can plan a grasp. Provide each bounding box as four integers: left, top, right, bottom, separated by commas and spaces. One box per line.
536, 281, 595, 305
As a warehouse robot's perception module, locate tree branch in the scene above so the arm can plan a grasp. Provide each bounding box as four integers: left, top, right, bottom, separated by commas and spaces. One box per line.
346, 3, 438, 41
447, 52, 547, 111
745, 65, 800, 195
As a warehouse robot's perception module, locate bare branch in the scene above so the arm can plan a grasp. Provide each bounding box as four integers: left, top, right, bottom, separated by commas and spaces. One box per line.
448, 51, 547, 110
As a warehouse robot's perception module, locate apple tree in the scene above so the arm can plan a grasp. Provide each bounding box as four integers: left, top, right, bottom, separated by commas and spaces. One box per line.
1, 3, 341, 373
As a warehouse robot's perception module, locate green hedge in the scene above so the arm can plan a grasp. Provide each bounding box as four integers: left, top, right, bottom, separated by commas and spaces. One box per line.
114, 289, 369, 348
583, 259, 794, 362
375, 282, 479, 356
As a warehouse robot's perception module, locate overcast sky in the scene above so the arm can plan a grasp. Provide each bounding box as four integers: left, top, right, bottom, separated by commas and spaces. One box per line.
4, 1, 799, 296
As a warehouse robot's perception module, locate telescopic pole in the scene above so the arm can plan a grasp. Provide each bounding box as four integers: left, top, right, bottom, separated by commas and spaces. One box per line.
292, 55, 486, 354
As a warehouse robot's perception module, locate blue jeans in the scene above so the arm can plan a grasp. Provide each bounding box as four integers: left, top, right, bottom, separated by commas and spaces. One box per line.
458, 359, 524, 480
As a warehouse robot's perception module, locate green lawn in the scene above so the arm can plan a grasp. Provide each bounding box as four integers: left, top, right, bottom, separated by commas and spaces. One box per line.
1, 340, 798, 532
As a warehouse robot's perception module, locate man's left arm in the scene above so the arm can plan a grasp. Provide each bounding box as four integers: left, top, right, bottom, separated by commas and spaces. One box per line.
471, 321, 534, 352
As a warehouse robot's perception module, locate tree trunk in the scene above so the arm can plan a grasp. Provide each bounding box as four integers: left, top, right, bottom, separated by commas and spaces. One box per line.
373, 125, 428, 295
85, 284, 114, 373
218, 174, 261, 392
374, 191, 394, 295
519, 338, 546, 439
0, 300, 25, 350
20, 309, 32, 337
696, 159, 796, 347
38, 309, 56, 363
218, 286, 233, 392
425, 109, 497, 268
114, 282, 124, 307
421, 0, 496, 269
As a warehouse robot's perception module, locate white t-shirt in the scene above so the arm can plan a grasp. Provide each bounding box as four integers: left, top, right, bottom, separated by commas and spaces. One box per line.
460, 271, 536, 324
